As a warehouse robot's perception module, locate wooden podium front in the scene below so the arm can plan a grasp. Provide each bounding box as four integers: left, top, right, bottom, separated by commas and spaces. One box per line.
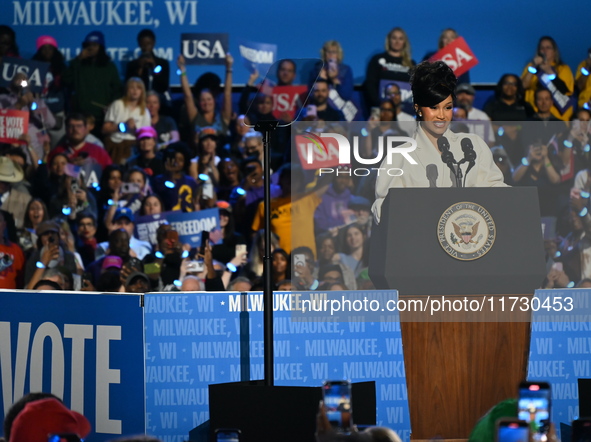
399, 294, 531, 439
369, 188, 545, 440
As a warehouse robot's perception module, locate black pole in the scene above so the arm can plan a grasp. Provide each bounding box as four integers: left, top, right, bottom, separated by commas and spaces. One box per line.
255, 121, 279, 387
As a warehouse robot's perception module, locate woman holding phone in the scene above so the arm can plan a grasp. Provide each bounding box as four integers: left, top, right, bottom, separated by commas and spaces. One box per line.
308, 40, 354, 102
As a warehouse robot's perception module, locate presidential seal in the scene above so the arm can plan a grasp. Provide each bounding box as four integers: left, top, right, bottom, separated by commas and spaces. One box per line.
437, 202, 496, 261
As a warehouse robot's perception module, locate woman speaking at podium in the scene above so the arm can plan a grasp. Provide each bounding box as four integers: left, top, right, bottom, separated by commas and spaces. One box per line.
371, 61, 507, 223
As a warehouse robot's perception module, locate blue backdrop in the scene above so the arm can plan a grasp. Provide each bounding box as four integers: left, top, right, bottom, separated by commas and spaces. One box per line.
144, 290, 412, 441
6, 0, 591, 86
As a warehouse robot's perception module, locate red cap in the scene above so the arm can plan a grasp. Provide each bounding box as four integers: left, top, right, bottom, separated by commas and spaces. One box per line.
36, 35, 58, 50
136, 126, 157, 140
9, 398, 91, 442
216, 200, 231, 210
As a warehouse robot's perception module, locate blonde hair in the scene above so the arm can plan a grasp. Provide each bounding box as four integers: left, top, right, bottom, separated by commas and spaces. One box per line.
384, 27, 413, 68
122, 77, 147, 116
321, 40, 343, 63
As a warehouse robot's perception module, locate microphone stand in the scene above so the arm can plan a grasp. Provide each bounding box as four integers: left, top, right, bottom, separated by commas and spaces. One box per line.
254, 120, 279, 387
442, 153, 461, 188
455, 163, 463, 188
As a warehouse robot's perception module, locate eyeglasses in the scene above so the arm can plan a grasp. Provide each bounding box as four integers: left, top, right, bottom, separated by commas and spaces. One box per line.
503, 81, 518, 86
68, 123, 85, 129
380, 107, 395, 112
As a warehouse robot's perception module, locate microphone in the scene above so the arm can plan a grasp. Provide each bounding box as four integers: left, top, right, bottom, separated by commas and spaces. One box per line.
437, 136, 460, 187
437, 136, 454, 165
426, 164, 438, 187
460, 138, 477, 182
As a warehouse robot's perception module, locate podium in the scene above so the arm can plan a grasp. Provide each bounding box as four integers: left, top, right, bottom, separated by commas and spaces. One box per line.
369, 187, 546, 440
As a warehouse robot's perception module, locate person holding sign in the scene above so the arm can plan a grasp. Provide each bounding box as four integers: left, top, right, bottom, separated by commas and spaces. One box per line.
0, 72, 55, 161
521, 36, 574, 122
177, 52, 233, 142
372, 61, 506, 223
364, 27, 416, 109
422, 28, 470, 84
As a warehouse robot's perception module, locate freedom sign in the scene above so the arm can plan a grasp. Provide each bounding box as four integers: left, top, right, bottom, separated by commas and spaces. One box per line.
135, 208, 219, 247
165, 208, 220, 248
429, 37, 478, 77
135, 212, 170, 246
0, 109, 29, 144
238, 40, 277, 74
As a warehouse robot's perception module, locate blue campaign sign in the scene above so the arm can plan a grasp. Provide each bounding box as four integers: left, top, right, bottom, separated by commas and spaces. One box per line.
0, 290, 145, 441
144, 290, 411, 441
165, 208, 220, 248
0, 57, 50, 93
135, 212, 170, 246
528, 289, 591, 440
180, 33, 229, 65
238, 40, 277, 74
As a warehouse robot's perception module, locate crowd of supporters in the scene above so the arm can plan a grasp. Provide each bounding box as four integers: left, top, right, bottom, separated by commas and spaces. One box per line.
0, 24, 590, 291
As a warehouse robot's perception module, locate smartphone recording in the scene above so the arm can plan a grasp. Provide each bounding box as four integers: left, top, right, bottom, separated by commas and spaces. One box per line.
517, 381, 551, 435
322, 380, 352, 432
